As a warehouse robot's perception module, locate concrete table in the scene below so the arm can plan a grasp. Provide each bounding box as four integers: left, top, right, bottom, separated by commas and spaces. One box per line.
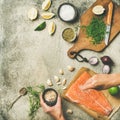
0, 0, 120, 120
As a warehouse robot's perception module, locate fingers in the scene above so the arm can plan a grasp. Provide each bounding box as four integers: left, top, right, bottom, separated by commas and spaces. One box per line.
40, 93, 44, 104
80, 78, 95, 90
40, 93, 52, 113
40, 93, 49, 108
40, 93, 62, 107
57, 94, 61, 103
80, 83, 94, 90
55, 94, 62, 107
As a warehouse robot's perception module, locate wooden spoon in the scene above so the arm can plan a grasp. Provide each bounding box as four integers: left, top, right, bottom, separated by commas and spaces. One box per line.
9, 87, 27, 110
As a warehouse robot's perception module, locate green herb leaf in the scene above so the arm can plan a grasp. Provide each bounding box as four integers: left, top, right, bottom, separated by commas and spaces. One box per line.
34, 21, 46, 31
82, 17, 106, 44
26, 84, 45, 119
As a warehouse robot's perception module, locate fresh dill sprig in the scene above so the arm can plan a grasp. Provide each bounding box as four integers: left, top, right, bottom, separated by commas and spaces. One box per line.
27, 84, 45, 120
82, 17, 106, 44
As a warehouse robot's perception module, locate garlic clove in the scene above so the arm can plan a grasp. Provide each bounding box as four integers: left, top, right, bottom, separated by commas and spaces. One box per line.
56, 81, 61, 85
67, 65, 75, 72
62, 86, 67, 90
62, 78, 67, 86
54, 76, 60, 83
47, 79, 53, 86
59, 69, 64, 75
66, 109, 73, 114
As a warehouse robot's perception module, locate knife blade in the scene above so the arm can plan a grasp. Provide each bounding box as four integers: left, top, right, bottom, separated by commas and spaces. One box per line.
104, 2, 113, 46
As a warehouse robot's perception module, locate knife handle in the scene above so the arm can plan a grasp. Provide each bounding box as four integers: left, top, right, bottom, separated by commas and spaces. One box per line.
107, 2, 113, 25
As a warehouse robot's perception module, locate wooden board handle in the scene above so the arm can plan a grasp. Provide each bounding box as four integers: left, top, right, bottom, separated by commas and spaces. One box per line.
107, 2, 113, 25
67, 47, 78, 59
67, 45, 85, 59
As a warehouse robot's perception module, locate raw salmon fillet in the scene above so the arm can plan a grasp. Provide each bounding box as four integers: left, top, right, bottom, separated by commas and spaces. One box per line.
65, 71, 113, 116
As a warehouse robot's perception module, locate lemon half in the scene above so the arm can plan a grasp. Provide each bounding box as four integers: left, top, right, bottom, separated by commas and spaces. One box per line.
92, 5, 105, 15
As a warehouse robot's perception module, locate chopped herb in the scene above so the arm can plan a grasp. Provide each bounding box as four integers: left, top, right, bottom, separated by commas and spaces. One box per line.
74, 24, 80, 32
82, 17, 106, 44
27, 84, 45, 119
34, 21, 46, 31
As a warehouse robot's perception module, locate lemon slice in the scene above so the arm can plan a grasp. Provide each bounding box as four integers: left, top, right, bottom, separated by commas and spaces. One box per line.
48, 22, 56, 35
27, 7, 38, 20
42, 0, 51, 11
41, 12, 55, 19
92, 5, 105, 15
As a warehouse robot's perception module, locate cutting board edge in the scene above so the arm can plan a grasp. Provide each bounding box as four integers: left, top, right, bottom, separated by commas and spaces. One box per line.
62, 67, 120, 120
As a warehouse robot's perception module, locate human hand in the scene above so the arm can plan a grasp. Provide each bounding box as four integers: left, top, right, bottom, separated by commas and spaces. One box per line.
80, 74, 114, 90
40, 94, 65, 120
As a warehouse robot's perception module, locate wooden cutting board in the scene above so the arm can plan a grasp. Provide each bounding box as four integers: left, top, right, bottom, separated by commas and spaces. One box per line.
62, 67, 120, 120
68, 0, 120, 59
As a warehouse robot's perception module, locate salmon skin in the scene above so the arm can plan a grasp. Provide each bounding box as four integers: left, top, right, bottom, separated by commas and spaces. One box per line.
65, 71, 113, 116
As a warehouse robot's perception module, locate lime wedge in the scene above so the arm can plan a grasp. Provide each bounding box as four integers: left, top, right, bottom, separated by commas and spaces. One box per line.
34, 21, 46, 31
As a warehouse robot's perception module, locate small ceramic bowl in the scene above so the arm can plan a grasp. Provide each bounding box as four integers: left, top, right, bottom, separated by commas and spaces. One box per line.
62, 27, 77, 42
58, 3, 78, 22
42, 88, 58, 107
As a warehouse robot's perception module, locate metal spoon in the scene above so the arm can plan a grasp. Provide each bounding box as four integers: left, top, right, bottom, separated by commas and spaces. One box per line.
9, 87, 27, 110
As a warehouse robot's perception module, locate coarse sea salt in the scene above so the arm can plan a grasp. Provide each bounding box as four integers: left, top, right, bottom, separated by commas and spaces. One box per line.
59, 4, 76, 21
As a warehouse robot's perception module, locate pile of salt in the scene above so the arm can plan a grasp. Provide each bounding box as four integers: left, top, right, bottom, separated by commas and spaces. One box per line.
58, 3, 77, 22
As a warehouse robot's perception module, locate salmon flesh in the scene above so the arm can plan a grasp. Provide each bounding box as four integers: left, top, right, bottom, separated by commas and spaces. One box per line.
65, 71, 113, 116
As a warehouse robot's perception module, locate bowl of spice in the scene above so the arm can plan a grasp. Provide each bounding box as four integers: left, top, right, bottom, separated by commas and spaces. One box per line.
58, 3, 78, 22
42, 88, 58, 107
62, 28, 77, 42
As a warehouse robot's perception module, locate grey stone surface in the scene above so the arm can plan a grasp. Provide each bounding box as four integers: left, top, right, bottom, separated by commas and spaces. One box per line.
0, 0, 120, 120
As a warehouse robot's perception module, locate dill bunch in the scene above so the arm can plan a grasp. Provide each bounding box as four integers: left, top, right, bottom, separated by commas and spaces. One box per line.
27, 84, 45, 120
83, 17, 106, 44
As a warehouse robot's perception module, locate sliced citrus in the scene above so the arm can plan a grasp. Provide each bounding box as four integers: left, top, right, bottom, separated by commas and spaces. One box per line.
48, 22, 56, 35
34, 21, 46, 31
42, 0, 51, 11
92, 5, 105, 15
41, 12, 55, 20
27, 7, 38, 20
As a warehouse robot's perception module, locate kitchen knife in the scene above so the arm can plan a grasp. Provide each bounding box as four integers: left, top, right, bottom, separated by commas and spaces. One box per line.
104, 2, 113, 46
